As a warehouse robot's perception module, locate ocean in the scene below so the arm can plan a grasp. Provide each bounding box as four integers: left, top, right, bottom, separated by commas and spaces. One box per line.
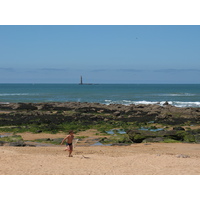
0, 84, 200, 108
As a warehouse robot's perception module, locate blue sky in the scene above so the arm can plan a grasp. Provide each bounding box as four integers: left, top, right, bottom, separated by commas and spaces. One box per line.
0, 25, 200, 83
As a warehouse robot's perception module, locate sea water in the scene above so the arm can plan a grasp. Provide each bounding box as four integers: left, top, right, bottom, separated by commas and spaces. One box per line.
0, 84, 200, 107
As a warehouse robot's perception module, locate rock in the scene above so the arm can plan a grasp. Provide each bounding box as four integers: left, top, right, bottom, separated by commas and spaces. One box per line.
127, 130, 152, 143
0, 102, 200, 132
163, 101, 169, 106
127, 129, 183, 143
173, 127, 185, 131
17, 103, 38, 110
183, 134, 195, 143
9, 141, 26, 146
113, 111, 121, 116
143, 137, 164, 143
111, 143, 130, 146
0, 141, 5, 146
117, 116, 123, 119
194, 135, 200, 143
176, 154, 190, 158
25, 144, 36, 147
52, 138, 63, 144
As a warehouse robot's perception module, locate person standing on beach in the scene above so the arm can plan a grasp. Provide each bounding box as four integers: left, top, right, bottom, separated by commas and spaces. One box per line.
61, 130, 75, 157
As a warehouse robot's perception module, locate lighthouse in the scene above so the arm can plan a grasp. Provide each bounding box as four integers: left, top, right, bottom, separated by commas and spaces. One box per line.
80, 76, 83, 85
79, 76, 96, 85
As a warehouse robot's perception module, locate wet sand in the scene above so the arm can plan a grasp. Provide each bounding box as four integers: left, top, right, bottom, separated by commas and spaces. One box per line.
1, 143, 200, 175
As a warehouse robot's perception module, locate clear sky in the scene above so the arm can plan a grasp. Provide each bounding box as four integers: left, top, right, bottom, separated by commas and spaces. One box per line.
0, 25, 200, 84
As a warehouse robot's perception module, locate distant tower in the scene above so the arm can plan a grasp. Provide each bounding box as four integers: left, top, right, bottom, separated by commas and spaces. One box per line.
80, 76, 83, 85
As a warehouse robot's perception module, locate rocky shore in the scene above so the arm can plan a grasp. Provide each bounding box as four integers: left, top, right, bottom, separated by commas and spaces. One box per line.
0, 102, 200, 145
1, 102, 200, 175
1, 101, 200, 124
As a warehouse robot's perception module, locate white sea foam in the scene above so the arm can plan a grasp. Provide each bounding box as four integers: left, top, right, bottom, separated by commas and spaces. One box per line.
172, 101, 200, 107
0, 93, 30, 96
0, 102, 10, 104
159, 93, 196, 97
104, 100, 200, 107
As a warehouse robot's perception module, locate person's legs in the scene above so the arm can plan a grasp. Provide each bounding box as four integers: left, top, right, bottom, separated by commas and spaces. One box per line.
64, 144, 70, 151
68, 144, 73, 157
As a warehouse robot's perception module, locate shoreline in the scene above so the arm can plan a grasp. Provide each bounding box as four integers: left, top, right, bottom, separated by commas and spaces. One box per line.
1, 101, 200, 108
0, 102, 200, 145
0, 102, 199, 127
1, 83, 200, 108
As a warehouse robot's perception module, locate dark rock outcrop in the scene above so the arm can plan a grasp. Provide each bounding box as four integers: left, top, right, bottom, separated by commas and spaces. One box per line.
1, 102, 200, 144
126, 129, 181, 143
0, 141, 5, 146
173, 127, 185, 131
127, 129, 200, 143
9, 141, 26, 147
0, 102, 199, 128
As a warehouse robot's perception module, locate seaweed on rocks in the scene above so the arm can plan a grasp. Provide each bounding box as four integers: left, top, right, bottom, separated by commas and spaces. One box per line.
0, 102, 200, 140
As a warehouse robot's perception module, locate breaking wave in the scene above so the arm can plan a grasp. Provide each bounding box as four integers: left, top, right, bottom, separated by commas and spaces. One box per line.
104, 100, 200, 107
0, 93, 30, 96
158, 93, 196, 97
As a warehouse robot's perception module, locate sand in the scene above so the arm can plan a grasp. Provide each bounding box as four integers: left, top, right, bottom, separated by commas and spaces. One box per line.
1, 143, 200, 175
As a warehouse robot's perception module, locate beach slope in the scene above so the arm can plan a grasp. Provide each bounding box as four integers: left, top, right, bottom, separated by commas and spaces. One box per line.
1, 143, 200, 175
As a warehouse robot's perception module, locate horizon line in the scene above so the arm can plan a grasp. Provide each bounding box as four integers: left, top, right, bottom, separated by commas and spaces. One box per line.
0, 82, 200, 85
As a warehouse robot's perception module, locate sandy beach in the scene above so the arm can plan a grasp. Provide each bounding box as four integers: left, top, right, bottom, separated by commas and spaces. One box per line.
1, 102, 200, 175
1, 142, 200, 175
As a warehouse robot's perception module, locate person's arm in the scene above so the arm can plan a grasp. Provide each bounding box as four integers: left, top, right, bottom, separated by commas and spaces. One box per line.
61, 136, 68, 145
